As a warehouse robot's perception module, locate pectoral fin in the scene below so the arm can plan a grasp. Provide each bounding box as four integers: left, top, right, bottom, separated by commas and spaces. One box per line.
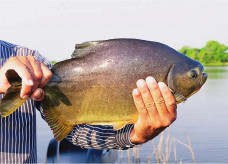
173, 92, 187, 104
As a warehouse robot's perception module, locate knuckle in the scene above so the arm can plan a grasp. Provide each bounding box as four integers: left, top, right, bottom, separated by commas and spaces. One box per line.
161, 118, 172, 127
155, 97, 165, 105
135, 100, 146, 111
137, 103, 146, 111
35, 73, 43, 81
27, 55, 35, 61
163, 121, 171, 127
46, 70, 53, 79
168, 101, 177, 108
171, 115, 177, 121
35, 60, 41, 65
139, 87, 147, 94
145, 101, 155, 110
154, 121, 162, 128
8, 57, 16, 62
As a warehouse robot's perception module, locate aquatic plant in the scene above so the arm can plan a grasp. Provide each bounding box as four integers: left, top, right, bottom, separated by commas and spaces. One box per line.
118, 128, 195, 164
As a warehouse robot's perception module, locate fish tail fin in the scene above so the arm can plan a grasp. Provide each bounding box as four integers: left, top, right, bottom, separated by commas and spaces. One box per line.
0, 85, 28, 117
42, 85, 73, 141
0, 70, 28, 117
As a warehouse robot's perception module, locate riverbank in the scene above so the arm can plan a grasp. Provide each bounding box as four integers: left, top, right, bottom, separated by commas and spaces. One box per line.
203, 63, 228, 66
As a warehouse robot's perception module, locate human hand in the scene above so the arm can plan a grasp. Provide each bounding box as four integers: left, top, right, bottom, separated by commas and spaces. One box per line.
0, 56, 52, 101
130, 76, 177, 144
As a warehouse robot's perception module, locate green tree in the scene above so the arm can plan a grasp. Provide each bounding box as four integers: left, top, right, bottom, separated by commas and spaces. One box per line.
51, 61, 57, 65
179, 40, 228, 65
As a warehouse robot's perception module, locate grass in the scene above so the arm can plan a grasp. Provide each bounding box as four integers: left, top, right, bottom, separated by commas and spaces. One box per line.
118, 128, 195, 164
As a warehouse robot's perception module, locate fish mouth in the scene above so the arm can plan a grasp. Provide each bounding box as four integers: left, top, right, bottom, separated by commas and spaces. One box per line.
194, 86, 201, 92
201, 72, 208, 85
186, 72, 207, 99
191, 72, 207, 94
186, 86, 201, 99
194, 72, 207, 92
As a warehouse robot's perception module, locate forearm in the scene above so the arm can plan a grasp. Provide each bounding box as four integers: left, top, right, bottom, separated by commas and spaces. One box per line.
66, 124, 136, 150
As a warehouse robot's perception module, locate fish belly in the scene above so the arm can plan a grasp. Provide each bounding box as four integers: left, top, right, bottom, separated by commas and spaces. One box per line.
53, 84, 138, 126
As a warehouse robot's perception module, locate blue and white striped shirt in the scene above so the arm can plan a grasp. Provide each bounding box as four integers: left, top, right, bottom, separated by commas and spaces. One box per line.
0, 40, 135, 163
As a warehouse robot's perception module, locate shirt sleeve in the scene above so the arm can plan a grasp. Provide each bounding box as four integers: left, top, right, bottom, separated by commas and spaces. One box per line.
66, 124, 136, 150
32, 50, 53, 69
14, 45, 53, 69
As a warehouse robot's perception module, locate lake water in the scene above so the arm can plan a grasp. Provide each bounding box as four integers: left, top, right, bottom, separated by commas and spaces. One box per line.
37, 66, 228, 163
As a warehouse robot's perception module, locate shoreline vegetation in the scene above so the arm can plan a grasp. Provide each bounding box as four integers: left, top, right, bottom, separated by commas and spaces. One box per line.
178, 40, 228, 66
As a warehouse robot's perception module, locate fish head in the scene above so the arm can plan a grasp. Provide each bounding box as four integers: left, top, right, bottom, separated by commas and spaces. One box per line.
167, 59, 208, 103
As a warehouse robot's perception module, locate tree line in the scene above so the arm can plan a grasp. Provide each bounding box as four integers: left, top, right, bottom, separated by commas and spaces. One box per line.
179, 40, 228, 65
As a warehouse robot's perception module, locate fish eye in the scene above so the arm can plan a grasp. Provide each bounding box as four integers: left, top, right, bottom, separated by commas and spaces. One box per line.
190, 70, 198, 79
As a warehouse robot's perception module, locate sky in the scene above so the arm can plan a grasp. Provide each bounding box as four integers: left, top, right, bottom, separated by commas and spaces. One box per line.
0, 0, 228, 61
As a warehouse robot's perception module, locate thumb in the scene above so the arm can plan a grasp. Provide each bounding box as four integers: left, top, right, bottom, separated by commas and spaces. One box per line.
30, 88, 45, 101
0, 71, 11, 93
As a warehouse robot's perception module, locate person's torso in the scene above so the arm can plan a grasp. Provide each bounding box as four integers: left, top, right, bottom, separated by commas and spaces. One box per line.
0, 40, 38, 163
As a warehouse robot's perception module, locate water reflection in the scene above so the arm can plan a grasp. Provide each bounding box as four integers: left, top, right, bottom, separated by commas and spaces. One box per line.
205, 66, 228, 79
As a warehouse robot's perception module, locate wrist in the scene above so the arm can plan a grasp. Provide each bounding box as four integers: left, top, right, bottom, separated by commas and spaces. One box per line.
130, 126, 147, 144
115, 124, 136, 149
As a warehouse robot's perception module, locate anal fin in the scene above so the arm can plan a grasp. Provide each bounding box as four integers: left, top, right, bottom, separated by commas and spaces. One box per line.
113, 121, 129, 130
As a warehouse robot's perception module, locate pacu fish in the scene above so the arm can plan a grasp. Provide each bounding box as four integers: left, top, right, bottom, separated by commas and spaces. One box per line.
0, 39, 208, 141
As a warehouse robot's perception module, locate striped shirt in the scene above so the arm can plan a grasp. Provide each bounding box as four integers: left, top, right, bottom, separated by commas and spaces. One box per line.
0, 40, 135, 163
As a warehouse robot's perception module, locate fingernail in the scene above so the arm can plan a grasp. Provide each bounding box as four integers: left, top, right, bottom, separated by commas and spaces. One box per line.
136, 79, 145, 88
146, 76, 156, 84
22, 95, 28, 99
158, 82, 166, 88
27, 80, 34, 86
133, 89, 140, 96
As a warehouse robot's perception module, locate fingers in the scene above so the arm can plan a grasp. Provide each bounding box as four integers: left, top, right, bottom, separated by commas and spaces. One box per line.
27, 56, 43, 91
17, 56, 43, 98
135, 79, 159, 119
0, 56, 52, 99
146, 77, 169, 117
132, 88, 148, 121
131, 77, 177, 144
39, 63, 52, 88
159, 82, 177, 118
31, 88, 45, 101
133, 77, 177, 124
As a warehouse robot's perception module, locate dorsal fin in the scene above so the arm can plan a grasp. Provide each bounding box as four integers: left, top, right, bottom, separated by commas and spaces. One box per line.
71, 41, 99, 58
